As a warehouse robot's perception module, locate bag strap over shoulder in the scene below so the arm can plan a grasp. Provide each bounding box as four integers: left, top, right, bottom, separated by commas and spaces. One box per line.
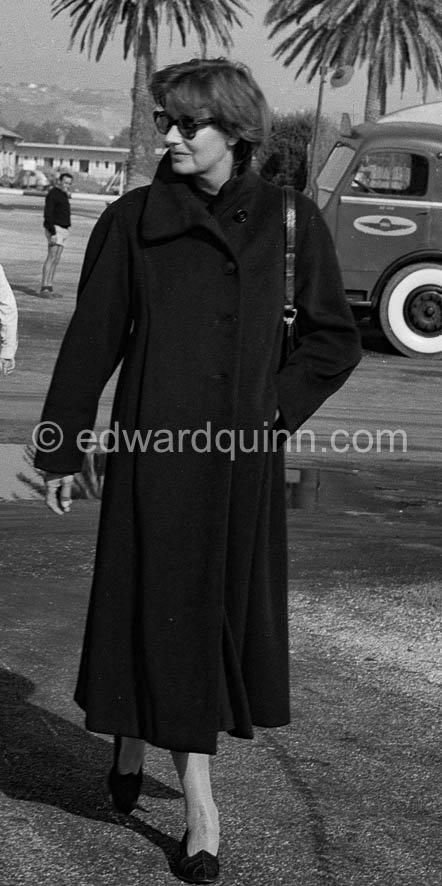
283, 185, 297, 326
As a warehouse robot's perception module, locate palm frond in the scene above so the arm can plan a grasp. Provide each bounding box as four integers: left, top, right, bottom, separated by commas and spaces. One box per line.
167, 1, 187, 45
265, 0, 442, 109
52, 0, 249, 60
401, 19, 426, 93
265, 0, 319, 34
52, 1, 123, 57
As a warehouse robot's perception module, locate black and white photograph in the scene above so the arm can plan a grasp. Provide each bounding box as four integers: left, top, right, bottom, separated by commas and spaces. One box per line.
0, 2, 441, 884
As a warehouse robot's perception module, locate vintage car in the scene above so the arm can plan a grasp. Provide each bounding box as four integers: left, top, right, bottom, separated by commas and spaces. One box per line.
313, 106, 442, 357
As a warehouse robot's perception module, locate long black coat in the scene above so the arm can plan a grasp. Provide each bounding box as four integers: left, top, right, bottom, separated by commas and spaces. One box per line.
36, 154, 361, 754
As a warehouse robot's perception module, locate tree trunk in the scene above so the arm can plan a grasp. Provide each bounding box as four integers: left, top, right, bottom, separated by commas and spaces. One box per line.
364, 62, 385, 123
126, 24, 159, 191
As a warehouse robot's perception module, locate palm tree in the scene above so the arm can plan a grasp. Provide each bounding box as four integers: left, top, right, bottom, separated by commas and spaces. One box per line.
265, 0, 442, 122
52, 0, 248, 189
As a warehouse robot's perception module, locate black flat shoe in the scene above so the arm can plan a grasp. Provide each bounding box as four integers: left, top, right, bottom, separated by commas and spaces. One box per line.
177, 830, 220, 884
107, 736, 143, 814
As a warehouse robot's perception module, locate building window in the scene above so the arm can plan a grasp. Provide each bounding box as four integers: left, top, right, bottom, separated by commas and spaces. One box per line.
44, 157, 54, 168
79, 159, 89, 173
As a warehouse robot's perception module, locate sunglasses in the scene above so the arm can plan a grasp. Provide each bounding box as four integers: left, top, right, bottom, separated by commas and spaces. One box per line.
153, 110, 217, 140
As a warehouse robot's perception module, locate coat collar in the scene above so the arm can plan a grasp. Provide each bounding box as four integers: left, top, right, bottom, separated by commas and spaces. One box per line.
141, 151, 257, 244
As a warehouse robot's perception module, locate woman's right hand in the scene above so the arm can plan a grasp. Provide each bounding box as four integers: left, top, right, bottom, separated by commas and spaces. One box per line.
44, 472, 74, 515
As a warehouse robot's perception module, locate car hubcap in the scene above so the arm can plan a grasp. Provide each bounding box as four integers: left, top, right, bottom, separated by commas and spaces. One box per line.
404, 287, 442, 336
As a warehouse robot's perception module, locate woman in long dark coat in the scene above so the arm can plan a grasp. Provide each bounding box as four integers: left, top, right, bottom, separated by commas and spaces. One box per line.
36, 59, 361, 883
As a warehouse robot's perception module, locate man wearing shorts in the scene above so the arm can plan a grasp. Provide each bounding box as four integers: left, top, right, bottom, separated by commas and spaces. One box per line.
40, 172, 73, 297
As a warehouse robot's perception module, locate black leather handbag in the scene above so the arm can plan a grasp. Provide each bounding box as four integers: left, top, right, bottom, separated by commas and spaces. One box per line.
282, 185, 297, 360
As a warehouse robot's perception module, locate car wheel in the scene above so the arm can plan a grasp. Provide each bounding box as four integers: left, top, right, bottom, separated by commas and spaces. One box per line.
379, 263, 442, 357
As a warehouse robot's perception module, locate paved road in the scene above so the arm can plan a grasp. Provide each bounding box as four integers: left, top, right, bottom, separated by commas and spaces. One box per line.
2, 196, 442, 471
0, 498, 440, 886
0, 195, 441, 885
0, 196, 115, 447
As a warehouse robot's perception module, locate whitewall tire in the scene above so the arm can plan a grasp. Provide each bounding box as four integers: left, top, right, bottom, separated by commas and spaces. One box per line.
379, 264, 442, 357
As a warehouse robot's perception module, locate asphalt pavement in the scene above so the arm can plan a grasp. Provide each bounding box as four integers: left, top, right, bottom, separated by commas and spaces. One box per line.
1, 493, 440, 886
0, 193, 441, 885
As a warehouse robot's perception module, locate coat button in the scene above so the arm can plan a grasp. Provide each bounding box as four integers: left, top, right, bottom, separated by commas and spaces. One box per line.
234, 209, 248, 223
225, 261, 237, 274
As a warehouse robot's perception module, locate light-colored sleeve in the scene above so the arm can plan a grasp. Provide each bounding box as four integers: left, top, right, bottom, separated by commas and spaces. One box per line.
0, 265, 18, 360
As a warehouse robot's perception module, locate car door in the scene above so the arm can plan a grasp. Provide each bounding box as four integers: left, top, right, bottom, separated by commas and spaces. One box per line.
335, 150, 431, 288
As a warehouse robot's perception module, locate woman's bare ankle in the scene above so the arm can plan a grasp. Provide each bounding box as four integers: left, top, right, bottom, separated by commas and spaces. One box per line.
185, 802, 219, 856
118, 737, 145, 774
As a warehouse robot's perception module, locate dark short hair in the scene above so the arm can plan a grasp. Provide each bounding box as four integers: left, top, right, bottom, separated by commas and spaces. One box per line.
150, 58, 271, 167
59, 172, 73, 181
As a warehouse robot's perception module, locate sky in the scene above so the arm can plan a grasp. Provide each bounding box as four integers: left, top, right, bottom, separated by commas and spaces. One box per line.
1, 0, 440, 124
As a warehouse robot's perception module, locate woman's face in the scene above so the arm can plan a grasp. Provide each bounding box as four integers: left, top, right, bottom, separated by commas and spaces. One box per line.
162, 101, 237, 192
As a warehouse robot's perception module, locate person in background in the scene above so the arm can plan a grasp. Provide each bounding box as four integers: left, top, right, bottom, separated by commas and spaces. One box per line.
40, 172, 73, 297
0, 264, 18, 375
35, 59, 361, 883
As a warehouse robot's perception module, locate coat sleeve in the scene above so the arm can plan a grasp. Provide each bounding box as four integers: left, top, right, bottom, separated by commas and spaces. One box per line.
275, 192, 361, 435
35, 203, 132, 474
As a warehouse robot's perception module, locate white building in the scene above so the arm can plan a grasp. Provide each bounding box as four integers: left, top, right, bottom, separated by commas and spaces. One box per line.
0, 125, 21, 179
15, 142, 129, 183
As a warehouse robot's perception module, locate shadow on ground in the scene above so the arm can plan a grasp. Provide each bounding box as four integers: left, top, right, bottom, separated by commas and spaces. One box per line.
359, 323, 397, 356
0, 667, 183, 877
11, 284, 45, 298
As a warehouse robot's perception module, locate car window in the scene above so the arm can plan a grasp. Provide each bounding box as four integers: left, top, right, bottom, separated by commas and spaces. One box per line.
316, 144, 355, 208
350, 151, 429, 197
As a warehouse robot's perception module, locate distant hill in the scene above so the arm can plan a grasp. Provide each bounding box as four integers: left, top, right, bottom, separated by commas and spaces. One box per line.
0, 82, 131, 144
